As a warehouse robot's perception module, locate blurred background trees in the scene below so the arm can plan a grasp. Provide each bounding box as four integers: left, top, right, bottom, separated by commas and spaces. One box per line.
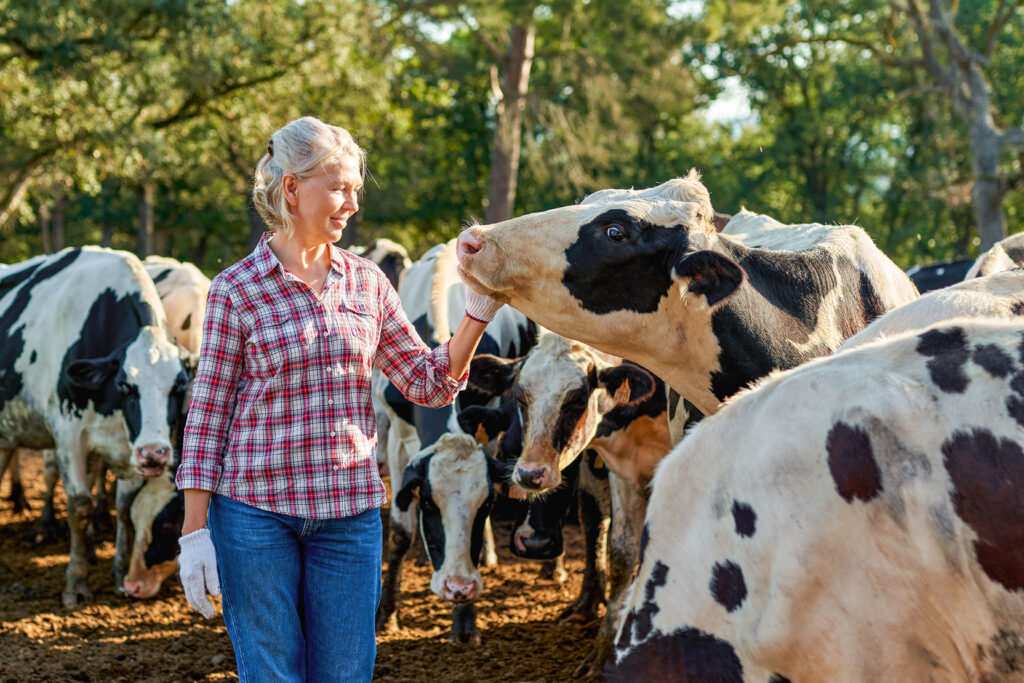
1, 0, 1021, 270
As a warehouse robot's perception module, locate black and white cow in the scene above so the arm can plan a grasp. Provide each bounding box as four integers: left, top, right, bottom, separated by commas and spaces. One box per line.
143, 255, 210, 360
374, 239, 538, 638
608, 319, 1024, 680
456, 172, 919, 419
905, 259, 975, 293
464, 332, 674, 674
965, 231, 1024, 279
389, 433, 503, 644
0, 247, 188, 607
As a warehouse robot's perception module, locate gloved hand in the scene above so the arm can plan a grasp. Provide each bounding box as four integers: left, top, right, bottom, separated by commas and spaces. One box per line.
178, 527, 220, 618
464, 287, 503, 323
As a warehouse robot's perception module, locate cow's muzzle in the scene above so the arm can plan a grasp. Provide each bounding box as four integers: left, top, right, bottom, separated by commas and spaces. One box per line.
135, 445, 171, 476
442, 575, 479, 602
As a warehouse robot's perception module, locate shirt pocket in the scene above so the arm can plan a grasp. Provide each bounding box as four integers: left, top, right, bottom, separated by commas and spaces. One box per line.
336, 297, 380, 363
246, 316, 306, 380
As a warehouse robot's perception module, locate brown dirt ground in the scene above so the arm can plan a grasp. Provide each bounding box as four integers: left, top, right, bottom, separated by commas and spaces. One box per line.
1, 451, 601, 682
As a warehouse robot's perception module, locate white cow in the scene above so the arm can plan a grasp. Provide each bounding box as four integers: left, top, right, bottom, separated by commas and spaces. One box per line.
609, 319, 1024, 681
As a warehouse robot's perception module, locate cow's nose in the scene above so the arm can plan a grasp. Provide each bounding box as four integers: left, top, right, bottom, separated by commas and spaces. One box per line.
516, 531, 553, 555
137, 445, 171, 464
515, 465, 549, 490
123, 580, 145, 598
443, 576, 478, 602
457, 229, 484, 258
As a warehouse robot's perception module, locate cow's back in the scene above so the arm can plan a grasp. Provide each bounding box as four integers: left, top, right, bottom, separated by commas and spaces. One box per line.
612, 319, 1024, 680
144, 256, 210, 355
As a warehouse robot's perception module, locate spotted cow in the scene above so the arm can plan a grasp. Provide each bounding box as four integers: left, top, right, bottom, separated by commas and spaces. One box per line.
608, 319, 1024, 681
456, 172, 918, 419
966, 231, 1024, 279
0, 247, 188, 607
464, 332, 673, 674
374, 239, 538, 639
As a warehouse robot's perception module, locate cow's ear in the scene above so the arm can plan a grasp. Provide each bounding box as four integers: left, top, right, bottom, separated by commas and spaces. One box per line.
458, 405, 511, 445
673, 251, 745, 307
65, 357, 121, 390
395, 456, 429, 511
598, 362, 658, 406
485, 455, 508, 486
467, 354, 523, 401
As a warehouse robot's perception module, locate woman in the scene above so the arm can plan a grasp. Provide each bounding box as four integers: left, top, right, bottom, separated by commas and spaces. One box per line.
174, 116, 502, 681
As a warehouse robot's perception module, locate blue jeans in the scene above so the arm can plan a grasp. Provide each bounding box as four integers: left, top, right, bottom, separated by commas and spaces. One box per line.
209, 495, 382, 683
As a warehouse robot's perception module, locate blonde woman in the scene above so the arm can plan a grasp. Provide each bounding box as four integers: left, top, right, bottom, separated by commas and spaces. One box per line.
174, 116, 501, 681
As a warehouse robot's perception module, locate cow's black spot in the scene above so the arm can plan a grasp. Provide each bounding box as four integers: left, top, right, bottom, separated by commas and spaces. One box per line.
0, 250, 80, 413
906, 259, 974, 294
769, 675, 793, 683
826, 422, 883, 503
151, 268, 173, 285
29, 350, 36, 364
667, 388, 681, 422
858, 270, 889, 325
710, 560, 747, 613
616, 610, 637, 651
57, 288, 159, 441
633, 560, 669, 642
1008, 396, 1024, 428
1012, 300, 1024, 316
638, 523, 650, 569
180, 312, 191, 331
917, 327, 971, 393
143, 490, 184, 567
563, 209, 687, 315
732, 500, 756, 537
1012, 372, 1024, 397
550, 383, 591, 452
605, 626, 744, 683
973, 344, 1015, 378
942, 429, 1024, 591
594, 362, 668, 439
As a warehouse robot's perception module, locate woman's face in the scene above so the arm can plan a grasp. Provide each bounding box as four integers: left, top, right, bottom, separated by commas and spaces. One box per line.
290, 156, 362, 247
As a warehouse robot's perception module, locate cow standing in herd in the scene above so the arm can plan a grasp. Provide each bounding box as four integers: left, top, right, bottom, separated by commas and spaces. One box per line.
0, 247, 188, 607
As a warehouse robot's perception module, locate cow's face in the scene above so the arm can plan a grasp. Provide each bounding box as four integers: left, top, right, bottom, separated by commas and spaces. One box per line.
468, 337, 658, 492
394, 434, 504, 602
509, 456, 581, 559
456, 173, 745, 359
66, 327, 186, 476
123, 473, 183, 599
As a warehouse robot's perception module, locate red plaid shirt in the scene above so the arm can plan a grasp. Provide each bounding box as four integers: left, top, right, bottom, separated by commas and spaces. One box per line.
176, 234, 466, 518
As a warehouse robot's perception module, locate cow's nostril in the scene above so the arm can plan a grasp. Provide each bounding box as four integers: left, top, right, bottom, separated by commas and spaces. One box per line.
516, 467, 546, 489
456, 231, 483, 257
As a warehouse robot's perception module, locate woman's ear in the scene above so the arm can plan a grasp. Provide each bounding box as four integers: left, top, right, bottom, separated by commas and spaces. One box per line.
282, 173, 300, 207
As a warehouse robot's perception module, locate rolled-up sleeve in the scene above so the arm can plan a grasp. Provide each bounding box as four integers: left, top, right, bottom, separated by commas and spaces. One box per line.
175, 275, 244, 492
374, 278, 466, 408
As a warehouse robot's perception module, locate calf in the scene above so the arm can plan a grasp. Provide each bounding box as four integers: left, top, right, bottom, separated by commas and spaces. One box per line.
375, 239, 537, 637
0, 247, 187, 607
456, 172, 918, 418
391, 433, 503, 644
609, 319, 1024, 681
121, 471, 184, 599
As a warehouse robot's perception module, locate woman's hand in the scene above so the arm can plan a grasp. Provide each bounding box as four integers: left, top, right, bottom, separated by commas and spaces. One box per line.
178, 527, 221, 618
464, 287, 503, 323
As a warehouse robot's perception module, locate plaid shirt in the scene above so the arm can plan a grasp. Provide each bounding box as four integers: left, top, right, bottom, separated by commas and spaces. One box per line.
176, 234, 466, 518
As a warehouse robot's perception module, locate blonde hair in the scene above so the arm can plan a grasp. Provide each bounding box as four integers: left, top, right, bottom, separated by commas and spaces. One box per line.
252, 116, 366, 238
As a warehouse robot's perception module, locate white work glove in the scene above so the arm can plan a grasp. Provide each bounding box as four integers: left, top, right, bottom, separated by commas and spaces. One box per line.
464, 287, 503, 323
178, 527, 220, 618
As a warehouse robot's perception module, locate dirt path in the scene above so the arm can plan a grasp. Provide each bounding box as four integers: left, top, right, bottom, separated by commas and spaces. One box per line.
1, 451, 601, 681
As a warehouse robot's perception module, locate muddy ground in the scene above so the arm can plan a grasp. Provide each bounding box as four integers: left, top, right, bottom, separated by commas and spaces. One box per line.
1, 451, 601, 681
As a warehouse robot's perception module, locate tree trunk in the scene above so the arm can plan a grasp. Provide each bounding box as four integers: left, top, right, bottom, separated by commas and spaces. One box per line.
971, 177, 1006, 251
137, 183, 155, 258
485, 24, 535, 224
39, 202, 52, 254
52, 192, 66, 251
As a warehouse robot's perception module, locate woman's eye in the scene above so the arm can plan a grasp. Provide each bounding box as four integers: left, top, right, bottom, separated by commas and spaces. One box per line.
606, 225, 626, 242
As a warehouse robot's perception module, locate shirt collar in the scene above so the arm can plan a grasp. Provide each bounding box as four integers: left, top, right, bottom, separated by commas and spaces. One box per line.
254, 232, 347, 280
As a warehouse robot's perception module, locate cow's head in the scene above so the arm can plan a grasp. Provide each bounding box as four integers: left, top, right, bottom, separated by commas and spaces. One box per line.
467, 335, 657, 492
456, 171, 745, 364
509, 457, 581, 559
395, 434, 504, 602
123, 473, 183, 598
65, 326, 187, 476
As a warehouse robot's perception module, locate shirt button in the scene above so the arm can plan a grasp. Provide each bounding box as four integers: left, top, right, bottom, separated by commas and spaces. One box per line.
328, 399, 334, 405
333, 465, 339, 471
326, 367, 332, 374
330, 431, 336, 437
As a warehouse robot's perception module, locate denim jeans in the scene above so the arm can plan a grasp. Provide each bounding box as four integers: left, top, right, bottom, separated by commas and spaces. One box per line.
209, 495, 382, 682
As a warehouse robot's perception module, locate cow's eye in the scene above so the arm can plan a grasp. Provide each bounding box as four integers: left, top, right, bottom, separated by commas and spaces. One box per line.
606, 225, 626, 242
